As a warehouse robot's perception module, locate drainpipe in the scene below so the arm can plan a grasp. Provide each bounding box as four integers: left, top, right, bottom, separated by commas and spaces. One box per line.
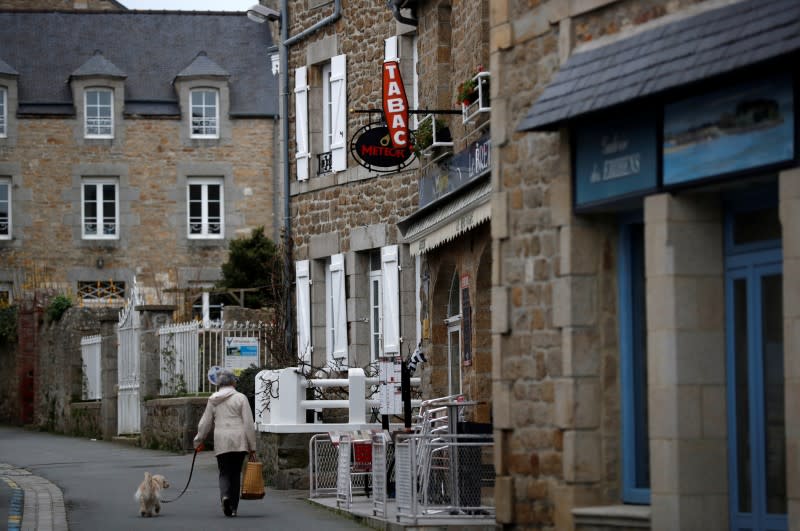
272, 0, 342, 361
387, 0, 417, 26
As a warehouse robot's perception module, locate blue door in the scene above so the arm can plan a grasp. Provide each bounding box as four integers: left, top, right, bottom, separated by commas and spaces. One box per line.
725, 193, 786, 531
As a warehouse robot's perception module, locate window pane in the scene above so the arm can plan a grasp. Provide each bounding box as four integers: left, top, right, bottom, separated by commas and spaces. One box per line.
207, 184, 220, 201
189, 184, 202, 201
630, 223, 650, 489
84, 184, 97, 201
734, 278, 751, 513
762, 273, 786, 514
733, 208, 781, 245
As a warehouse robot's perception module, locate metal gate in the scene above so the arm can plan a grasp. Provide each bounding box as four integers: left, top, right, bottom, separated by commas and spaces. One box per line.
117, 282, 142, 435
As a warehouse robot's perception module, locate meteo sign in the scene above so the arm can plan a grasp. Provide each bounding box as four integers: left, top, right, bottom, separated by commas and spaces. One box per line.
350, 124, 414, 172
382, 61, 410, 150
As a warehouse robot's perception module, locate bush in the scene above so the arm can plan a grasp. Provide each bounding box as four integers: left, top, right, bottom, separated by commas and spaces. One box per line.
218, 227, 282, 309
0, 305, 17, 344
46, 294, 72, 322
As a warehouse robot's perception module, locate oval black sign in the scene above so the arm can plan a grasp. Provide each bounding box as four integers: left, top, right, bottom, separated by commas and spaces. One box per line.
350, 124, 415, 172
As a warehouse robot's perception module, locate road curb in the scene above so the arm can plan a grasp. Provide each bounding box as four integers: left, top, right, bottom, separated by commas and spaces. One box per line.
0, 464, 68, 531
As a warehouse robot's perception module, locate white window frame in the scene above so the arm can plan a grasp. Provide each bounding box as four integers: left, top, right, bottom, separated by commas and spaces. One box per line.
294, 67, 310, 181
369, 268, 383, 362
296, 260, 312, 364
84, 88, 113, 139
329, 54, 347, 172
381, 245, 400, 356
321, 62, 333, 152
0, 177, 10, 240
325, 253, 348, 364
0, 87, 6, 138
190, 88, 219, 139
187, 177, 224, 239
81, 178, 118, 240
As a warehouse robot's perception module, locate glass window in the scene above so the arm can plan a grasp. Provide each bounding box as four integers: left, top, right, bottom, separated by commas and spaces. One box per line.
0, 87, 6, 137
0, 178, 10, 239
85, 88, 113, 138
369, 256, 382, 361
619, 220, 650, 503
187, 177, 223, 238
191, 89, 219, 138
82, 178, 118, 239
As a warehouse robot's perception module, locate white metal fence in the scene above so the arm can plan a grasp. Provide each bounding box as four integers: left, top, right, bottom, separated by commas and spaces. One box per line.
158, 320, 269, 395
80, 334, 102, 400
117, 281, 143, 435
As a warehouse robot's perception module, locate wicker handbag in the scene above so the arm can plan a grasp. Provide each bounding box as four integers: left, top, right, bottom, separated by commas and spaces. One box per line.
241, 457, 265, 500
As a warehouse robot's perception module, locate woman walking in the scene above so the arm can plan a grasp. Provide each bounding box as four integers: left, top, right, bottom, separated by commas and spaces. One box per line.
194, 368, 257, 517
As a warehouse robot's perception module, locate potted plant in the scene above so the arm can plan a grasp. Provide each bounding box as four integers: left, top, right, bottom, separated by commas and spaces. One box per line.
455, 66, 490, 107
413, 117, 451, 156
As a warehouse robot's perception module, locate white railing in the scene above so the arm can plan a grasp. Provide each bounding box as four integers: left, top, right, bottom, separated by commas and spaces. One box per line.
80, 334, 102, 400
255, 367, 421, 431
158, 320, 269, 395
461, 71, 490, 124
158, 321, 200, 395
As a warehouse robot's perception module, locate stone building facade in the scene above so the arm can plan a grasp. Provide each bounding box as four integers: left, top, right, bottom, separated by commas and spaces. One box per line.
491, 0, 800, 529
0, 10, 278, 424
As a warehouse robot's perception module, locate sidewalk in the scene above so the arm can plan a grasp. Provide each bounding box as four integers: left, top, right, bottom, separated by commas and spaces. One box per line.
0, 463, 67, 531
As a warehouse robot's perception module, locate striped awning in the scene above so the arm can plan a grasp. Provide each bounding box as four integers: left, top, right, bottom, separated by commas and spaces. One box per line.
402, 180, 491, 255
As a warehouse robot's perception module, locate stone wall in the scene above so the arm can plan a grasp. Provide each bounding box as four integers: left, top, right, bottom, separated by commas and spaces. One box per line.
490, 0, 711, 527
0, 116, 275, 301
258, 432, 312, 489
141, 397, 208, 453
68, 401, 102, 439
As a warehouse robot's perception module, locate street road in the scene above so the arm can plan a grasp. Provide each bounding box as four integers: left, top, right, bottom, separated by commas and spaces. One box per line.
0, 426, 367, 530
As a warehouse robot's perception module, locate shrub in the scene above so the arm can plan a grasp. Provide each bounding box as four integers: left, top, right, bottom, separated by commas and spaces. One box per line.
46, 294, 72, 322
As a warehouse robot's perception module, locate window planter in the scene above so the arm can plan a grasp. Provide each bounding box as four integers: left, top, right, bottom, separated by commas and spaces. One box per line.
414, 114, 453, 159
460, 71, 490, 124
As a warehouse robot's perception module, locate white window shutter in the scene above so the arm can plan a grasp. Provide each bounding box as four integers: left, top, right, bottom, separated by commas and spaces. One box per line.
294, 67, 310, 181
329, 253, 348, 360
381, 245, 400, 356
295, 260, 311, 364
330, 55, 347, 172
384, 36, 399, 62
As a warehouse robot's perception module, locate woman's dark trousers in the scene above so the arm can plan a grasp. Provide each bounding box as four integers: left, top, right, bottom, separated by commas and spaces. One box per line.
216, 451, 247, 513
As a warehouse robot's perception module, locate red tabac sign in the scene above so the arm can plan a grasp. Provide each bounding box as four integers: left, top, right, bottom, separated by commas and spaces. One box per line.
382, 61, 410, 150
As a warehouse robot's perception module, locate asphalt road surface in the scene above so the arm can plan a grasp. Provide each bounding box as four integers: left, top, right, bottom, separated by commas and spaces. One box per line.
0, 425, 368, 530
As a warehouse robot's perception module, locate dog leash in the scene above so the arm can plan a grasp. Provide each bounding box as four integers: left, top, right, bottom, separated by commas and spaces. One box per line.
161, 445, 201, 504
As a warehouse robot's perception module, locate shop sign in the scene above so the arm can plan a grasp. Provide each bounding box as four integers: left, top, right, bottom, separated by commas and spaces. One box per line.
350, 123, 415, 172
663, 74, 795, 186
419, 133, 491, 208
574, 112, 657, 209
382, 61, 410, 149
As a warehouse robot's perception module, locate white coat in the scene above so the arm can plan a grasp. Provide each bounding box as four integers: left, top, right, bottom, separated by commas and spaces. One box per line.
194, 386, 257, 456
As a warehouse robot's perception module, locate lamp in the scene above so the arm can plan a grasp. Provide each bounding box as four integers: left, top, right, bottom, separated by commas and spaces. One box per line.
247, 4, 280, 23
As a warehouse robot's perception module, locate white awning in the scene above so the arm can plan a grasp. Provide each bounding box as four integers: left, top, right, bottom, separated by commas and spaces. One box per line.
403, 180, 491, 256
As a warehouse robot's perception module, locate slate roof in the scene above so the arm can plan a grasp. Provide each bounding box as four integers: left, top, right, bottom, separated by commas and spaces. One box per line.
176, 51, 229, 79
71, 50, 126, 79
519, 0, 800, 131
0, 11, 277, 117
0, 57, 17, 76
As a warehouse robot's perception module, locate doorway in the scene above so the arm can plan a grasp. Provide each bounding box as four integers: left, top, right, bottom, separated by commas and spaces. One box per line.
725, 192, 786, 531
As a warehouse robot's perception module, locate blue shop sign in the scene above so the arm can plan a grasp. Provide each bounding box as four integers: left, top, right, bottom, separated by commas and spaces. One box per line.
574, 113, 657, 209
419, 133, 491, 208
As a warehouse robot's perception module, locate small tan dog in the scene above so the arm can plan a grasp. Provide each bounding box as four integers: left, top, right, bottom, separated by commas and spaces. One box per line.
134, 472, 170, 517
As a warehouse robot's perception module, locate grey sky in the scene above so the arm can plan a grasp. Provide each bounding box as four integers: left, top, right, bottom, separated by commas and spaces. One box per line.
121, 0, 255, 10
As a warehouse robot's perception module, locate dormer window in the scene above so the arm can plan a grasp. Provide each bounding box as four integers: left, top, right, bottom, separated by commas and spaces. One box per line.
85, 88, 113, 138
191, 88, 219, 138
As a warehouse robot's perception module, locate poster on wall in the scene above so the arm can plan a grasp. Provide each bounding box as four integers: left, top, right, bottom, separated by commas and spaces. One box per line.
378, 358, 403, 415
224, 336, 260, 375
663, 74, 795, 185
573, 112, 658, 209
461, 274, 472, 367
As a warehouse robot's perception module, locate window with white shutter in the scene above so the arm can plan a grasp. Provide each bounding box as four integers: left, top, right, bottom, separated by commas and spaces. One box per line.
294, 67, 310, 181
381, 245, 400, 356
326, 253, 348, 362
296, 260, 311, 364
329, 55, 347, 172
